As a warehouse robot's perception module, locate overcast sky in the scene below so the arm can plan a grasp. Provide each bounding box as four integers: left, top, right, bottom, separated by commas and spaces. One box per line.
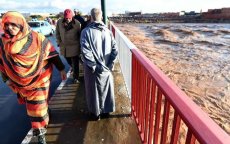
0, 0, 229, 15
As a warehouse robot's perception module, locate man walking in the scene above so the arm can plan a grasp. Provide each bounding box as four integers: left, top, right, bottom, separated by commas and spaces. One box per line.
74, 9, 86, 30
80, 8, 118, 120
56, 9, 81, 83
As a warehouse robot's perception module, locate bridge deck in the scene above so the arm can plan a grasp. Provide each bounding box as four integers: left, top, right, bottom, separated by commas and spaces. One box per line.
29, 62, 141, 144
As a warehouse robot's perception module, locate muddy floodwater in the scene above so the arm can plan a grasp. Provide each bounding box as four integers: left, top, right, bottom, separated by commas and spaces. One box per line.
116, 23, 230, 134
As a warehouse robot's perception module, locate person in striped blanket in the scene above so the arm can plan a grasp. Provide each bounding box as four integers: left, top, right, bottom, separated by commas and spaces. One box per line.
0, 11, 67, 144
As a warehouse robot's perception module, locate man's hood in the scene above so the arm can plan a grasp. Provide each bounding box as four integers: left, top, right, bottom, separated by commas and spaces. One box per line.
89, 21, 106, 31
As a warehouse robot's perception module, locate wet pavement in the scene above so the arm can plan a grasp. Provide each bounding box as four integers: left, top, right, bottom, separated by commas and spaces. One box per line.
29, 62, 141, 144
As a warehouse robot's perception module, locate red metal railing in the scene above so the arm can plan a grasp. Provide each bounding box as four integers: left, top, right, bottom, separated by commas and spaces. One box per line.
111, 25, 115, 37
131, 48, 230, 144
109, 22, 230, 144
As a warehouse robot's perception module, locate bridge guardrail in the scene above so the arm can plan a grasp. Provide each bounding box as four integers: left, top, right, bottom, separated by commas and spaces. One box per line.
109, 21, 230, 144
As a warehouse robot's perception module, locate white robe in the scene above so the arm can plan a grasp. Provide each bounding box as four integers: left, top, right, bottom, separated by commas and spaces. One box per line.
80, 22, 118, 116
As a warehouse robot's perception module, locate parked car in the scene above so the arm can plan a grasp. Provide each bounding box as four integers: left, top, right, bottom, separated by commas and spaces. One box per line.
28, 20, 55, 36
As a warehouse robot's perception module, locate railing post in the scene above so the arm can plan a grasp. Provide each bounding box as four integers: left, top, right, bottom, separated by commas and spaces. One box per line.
101, 0, 107, 25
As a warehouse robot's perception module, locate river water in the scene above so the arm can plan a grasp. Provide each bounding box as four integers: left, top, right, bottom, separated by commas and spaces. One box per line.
116, 23, 230, 134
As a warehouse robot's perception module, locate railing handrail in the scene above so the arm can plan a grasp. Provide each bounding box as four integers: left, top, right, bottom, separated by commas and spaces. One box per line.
131, 48, 230, 144
109, 21, 230, 144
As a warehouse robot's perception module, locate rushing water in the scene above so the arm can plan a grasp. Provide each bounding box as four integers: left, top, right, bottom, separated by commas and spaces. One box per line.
117, 23, 230, 134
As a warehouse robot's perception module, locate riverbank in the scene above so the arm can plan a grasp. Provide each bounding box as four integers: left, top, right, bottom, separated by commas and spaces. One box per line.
109, 17, 230, 24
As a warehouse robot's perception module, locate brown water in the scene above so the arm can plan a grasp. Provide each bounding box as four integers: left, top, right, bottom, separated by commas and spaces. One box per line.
116, 23, 230, 134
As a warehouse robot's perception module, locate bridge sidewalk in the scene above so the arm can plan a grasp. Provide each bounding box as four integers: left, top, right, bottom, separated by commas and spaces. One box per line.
29, 62, 141, 144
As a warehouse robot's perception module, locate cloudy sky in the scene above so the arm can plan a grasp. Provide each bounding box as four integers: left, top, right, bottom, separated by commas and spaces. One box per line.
0, 0, 229, 15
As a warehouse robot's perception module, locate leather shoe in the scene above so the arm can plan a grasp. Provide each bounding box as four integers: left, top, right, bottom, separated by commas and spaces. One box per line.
89, 113, 100, 121
100, 113, 110, 118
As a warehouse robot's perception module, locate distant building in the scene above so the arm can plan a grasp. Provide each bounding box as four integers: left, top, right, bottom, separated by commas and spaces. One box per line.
180, 11, 200, 17
160, 12, 180, 18
125, 11, 142, 17
202, 7, 230, 20
109, 7, 230, 23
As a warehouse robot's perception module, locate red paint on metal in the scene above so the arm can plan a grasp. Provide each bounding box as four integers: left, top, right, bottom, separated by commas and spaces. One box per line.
110, 22, 230, 144
170, 112, 181, 144
154, 90, 162, 144
161, 100, 170, 144
131, 48, 230, 144
112, 25, 115, 37
185, 130, 196, 144
144, 76, 151, 143
148, 82, 156, 144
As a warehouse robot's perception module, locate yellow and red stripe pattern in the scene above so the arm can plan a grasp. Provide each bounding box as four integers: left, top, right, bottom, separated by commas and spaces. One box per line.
0, 11, 58, 128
